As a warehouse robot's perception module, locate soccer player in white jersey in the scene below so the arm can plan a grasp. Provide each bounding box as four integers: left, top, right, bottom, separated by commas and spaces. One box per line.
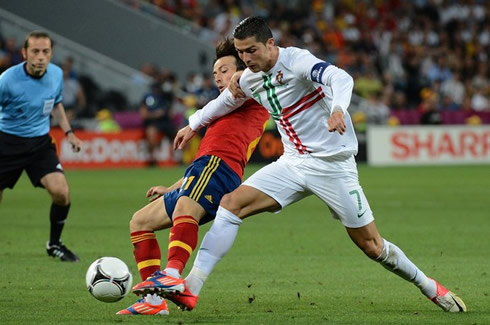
133, 17, 466, 313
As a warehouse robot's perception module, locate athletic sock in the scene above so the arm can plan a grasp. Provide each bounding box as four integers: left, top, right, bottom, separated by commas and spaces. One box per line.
131, 231, 161, 280
49, 203, 70, 245
376, 238, 437, 298
186, 206, 242, 295
145, 293, 163, 305
163, 267, 180, 279
165, 215, 199, 275
186, 266, 208, 296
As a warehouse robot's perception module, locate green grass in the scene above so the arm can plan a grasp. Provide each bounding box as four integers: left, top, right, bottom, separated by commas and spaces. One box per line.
0, 164, 489, 324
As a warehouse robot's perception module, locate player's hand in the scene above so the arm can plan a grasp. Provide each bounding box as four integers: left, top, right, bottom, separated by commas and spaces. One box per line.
67, 133, 83, 152
228, 71, 245, 99
328, 111, 346, 135
173, 125, 196, 150
146, 186, 169, 202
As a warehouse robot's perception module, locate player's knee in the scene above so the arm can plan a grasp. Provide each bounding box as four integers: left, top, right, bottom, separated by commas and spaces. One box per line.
359, 239, 383, 259
220, 193, 241, 215
51, 186, 70, 206
130, 210, 150, 232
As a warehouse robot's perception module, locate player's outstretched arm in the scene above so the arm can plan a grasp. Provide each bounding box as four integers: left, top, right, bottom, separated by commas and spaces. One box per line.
188, 88, 246, 131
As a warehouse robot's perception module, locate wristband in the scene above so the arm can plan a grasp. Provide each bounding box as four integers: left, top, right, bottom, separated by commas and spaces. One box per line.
65, 129, 73, 136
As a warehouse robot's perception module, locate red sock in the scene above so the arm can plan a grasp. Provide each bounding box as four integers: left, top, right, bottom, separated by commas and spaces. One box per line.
131, 231, 161, 280
166, 216, 199, 274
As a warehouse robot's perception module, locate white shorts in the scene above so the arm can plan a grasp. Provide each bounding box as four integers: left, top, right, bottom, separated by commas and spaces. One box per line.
243, 154, 374, 228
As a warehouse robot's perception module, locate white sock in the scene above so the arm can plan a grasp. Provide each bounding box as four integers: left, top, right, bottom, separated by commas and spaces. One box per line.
185, 206, 242, 295
376, 239, 437, 298
185, 266, 208, 296
145, 293, 163, 305
163, 267, 180, 279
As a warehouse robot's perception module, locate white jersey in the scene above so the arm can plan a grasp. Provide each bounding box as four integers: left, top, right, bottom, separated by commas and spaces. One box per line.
189, 46, 358, 158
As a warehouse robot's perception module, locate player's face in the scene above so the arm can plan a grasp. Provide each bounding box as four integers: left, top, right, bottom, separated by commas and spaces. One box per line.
22, 37, 53, 77
213, 56, 238, 93
235, 36, 274, 73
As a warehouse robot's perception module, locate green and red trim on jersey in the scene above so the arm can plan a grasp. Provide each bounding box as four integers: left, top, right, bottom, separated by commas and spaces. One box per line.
279, 87, 325, 154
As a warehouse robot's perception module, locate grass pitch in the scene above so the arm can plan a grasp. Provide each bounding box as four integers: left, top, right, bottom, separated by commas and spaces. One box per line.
0, 164, 489, 324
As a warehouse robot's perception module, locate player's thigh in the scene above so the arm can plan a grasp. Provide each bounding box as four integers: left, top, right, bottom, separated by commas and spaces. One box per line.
220, 184, 282, 219
306, 158, 374, 228
131, 196, 172, 232
173, 196, 206, 221
169, 155, 241, 224
238, 158, 310, 218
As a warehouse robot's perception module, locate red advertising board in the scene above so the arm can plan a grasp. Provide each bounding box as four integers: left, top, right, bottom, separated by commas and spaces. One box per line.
50, 129, 179, 169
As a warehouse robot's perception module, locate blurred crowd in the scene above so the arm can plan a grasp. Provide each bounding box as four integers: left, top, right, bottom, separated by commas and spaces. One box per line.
129, 0, 490, 127
2, 0, 489, 133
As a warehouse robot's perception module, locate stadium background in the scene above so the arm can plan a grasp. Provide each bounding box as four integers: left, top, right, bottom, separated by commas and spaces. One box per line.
0, 1, 489, 324
0, 0, 488, 168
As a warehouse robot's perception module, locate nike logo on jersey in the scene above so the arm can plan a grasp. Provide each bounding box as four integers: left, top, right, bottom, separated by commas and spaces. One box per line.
357, 210, 367, 218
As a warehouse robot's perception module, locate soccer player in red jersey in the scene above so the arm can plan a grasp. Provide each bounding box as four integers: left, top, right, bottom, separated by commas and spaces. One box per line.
117, 38, 269, 315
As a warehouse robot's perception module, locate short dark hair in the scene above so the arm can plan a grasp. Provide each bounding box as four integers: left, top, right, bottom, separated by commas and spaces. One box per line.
215, 37, 246, 71
233, 16, 272, 44
24, 31, 54, 49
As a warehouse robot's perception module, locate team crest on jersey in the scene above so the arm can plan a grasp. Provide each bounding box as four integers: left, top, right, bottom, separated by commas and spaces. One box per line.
276, 70, 284, 85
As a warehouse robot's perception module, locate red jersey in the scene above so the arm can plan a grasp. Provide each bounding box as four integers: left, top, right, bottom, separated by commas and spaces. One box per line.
195, 99, 269, 179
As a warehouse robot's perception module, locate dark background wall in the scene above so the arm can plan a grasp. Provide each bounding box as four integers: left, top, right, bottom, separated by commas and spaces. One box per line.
0, 0, 215, 81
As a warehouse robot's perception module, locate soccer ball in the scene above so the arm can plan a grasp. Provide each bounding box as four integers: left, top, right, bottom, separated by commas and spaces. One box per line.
85, 257, 133, 303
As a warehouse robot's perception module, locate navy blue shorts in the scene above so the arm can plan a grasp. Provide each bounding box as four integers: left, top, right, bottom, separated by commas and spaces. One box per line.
164, 155, 241, 225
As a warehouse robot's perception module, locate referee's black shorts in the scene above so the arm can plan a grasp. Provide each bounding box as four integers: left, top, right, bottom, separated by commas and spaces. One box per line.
0, 131, 63, 190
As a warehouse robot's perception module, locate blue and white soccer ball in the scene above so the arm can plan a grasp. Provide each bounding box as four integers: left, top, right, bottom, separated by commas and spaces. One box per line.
85, 257, 133, 303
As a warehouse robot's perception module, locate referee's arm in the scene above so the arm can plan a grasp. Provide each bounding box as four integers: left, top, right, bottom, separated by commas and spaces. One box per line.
51, 103, 83, 152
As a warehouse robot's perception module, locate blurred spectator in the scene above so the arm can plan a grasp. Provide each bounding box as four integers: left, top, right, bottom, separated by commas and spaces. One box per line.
62, 56, 78, 79
419, 89, 442, 125
359, 91, 390, 125
441, 71, 465, 106
440, 94, 460, 111
4, 36, 23, 67
0, 37, 10, 74
95, 108, 121, 133
471, 86, 490, 112
196, 73, 219, 108
139, 82, 177, 166
62, 58, 87, 120
354, 68, 383, 99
